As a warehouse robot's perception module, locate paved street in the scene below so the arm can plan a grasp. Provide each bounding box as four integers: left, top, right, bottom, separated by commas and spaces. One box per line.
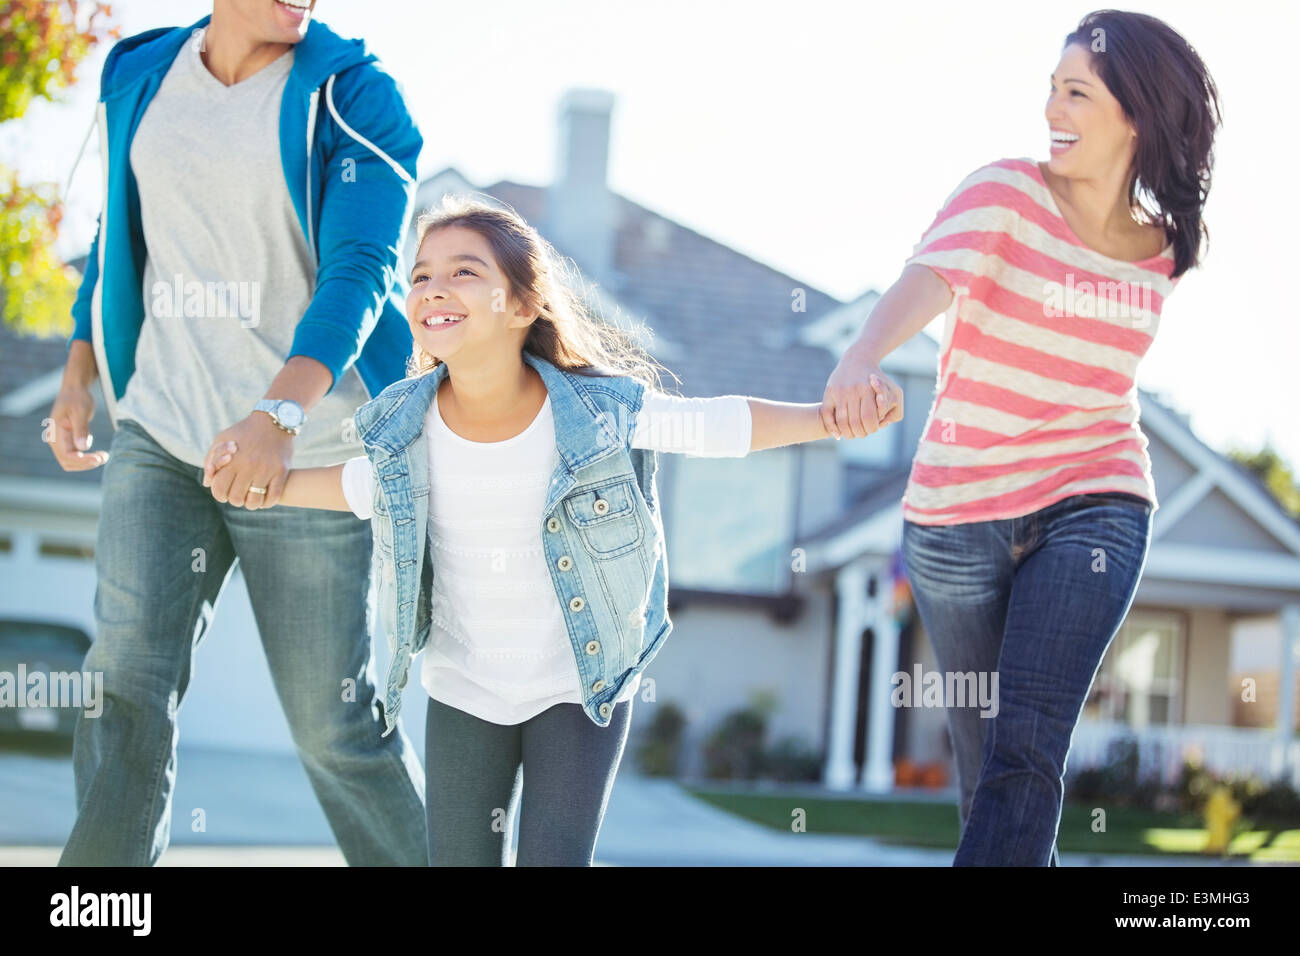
0, 745, 1274, 866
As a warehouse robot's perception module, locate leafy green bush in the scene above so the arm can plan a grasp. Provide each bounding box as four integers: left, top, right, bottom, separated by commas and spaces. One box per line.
1066, 737, 1163, 808
762, 736, 822, 782
635, 700, 687, 777
702, 691, 777, 781
1230, 776, 1300, 826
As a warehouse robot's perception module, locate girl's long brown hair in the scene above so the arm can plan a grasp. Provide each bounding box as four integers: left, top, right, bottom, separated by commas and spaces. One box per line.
407, 194, 675, 392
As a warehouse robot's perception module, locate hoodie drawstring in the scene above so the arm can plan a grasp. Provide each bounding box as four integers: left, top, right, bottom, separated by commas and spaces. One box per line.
62, 108, 99, 204
323, 72, 415, 185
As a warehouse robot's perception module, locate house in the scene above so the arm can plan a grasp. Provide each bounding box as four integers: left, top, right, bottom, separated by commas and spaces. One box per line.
2, 87, 1297, 799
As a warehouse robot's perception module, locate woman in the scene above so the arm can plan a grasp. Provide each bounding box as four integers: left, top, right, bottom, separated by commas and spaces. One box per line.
822, 10, 1221, 865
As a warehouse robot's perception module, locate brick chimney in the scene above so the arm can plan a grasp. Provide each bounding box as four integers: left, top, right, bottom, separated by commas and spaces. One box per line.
545, 89, 617, 287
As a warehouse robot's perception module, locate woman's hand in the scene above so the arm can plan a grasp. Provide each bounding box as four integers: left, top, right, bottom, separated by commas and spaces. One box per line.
821, 351, 904, 439
820, 262, 953, 438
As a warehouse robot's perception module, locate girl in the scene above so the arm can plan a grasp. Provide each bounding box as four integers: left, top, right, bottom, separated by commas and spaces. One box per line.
205, 195, 894, 866
823, 10, 1221, 865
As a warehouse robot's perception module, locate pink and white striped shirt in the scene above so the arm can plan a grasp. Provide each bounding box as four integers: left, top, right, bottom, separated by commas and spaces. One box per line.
900, 157, 1180, 526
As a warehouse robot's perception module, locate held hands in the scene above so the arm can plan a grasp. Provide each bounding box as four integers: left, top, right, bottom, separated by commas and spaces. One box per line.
201, 413, 293, 509
820, 351, 904, 440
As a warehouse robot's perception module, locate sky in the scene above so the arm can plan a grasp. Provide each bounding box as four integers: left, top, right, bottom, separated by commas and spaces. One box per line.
6, 0, 1298, 471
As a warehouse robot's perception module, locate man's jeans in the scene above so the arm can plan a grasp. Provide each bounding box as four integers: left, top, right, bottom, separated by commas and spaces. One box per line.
901, 491, 1153, 866
58, 418, 427, 865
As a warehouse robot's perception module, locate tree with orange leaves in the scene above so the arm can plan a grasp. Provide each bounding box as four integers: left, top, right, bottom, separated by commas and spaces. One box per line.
1, 0, 117, 336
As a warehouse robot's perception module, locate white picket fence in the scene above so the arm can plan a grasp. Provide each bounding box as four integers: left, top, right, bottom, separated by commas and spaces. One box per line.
1071, 720, 1300, 790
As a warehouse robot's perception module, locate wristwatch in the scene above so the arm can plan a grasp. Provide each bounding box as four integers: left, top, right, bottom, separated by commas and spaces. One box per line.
254, 398, 306, 436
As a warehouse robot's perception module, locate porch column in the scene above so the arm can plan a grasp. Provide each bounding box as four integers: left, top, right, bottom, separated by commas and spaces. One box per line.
824, 560, 868, 790
1280, 605, 1299, 768
862, 560, 899, 793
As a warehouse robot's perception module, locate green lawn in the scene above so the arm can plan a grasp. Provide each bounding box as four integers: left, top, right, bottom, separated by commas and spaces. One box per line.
684, 789, 1300, 861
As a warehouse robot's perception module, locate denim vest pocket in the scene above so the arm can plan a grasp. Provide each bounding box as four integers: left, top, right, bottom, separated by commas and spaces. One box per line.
564, 478, 644, 558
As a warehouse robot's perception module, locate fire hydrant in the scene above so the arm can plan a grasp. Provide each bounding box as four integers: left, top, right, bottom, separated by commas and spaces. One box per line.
1203, 785, 1240, 855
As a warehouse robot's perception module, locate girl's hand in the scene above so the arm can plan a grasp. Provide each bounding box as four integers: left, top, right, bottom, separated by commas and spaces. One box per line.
202, 439, 239, 488
870, 374, 903, 428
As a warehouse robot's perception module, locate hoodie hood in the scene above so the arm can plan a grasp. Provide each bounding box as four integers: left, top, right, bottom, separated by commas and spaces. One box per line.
68, 10, 421, 416
99, 14, 376, 99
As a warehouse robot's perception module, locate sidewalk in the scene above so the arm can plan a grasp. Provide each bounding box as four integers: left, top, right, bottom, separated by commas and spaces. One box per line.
0, 746, 1272, 866
596, 771, 1257, 867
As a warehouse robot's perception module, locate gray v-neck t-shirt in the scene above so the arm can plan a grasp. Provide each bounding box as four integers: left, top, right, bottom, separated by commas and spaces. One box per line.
115, 37, 372, 469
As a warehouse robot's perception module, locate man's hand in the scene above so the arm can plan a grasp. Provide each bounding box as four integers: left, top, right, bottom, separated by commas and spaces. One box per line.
203, 413, 294, 509
48, 343, 108, 471
48, 382, 109, 470
821, 349, 904, 439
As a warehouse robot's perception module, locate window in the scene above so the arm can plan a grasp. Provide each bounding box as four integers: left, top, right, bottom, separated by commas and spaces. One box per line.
664, 450, 798, 594
39, 540, 95, 560
1083, 610, 1184, 726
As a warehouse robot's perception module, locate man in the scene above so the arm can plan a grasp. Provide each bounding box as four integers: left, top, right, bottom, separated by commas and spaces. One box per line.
49, 0, 426, 865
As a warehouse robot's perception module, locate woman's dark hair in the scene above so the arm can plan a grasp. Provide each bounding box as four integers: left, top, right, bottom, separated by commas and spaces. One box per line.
1064, 10, 1222, 277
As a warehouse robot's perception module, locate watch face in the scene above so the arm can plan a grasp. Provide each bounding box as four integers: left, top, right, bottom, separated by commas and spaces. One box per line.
276, 401, 305, 428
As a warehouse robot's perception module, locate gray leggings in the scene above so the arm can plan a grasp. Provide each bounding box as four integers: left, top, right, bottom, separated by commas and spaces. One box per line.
424, 694, 634, 866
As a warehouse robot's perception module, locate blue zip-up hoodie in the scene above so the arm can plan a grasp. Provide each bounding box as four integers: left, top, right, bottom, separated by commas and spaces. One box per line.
67, 15, 422, 418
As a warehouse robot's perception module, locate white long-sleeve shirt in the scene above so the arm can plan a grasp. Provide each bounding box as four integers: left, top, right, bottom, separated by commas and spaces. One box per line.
341, 387, 752, 725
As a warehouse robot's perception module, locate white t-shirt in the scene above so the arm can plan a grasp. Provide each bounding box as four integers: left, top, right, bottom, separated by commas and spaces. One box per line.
341, 385, 752, 724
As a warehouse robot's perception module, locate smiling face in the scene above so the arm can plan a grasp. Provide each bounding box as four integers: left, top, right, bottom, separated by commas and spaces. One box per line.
1045, 42, 1137, 179
406, 224, 537, 364
220, 0, 317, 43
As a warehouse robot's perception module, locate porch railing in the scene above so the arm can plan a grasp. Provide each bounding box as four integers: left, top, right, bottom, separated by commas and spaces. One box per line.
1071, 720, 1300, 791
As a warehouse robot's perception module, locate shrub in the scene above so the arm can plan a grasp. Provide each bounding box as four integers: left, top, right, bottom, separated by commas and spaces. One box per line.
701, 691, 777, 780
635, 700, 687, 777
762, 736, 822, 783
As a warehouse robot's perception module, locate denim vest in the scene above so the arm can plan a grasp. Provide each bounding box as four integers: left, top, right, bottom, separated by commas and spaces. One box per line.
352, 350, 670, 736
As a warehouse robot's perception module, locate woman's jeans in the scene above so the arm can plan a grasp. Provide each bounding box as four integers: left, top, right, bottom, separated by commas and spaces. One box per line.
425, 694, 633, 866
58, 418, 428, 866
901, 491, 1153, 866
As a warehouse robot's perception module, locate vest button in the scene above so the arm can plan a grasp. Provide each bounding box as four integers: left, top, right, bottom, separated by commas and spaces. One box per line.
546, 516, 560, 533
569, 596, 586, 612
593, 498, 609, 515
557, 555, 573, 571
591, 679, 606, 693
598, 703, 613, 719
585, 640, 600, 655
